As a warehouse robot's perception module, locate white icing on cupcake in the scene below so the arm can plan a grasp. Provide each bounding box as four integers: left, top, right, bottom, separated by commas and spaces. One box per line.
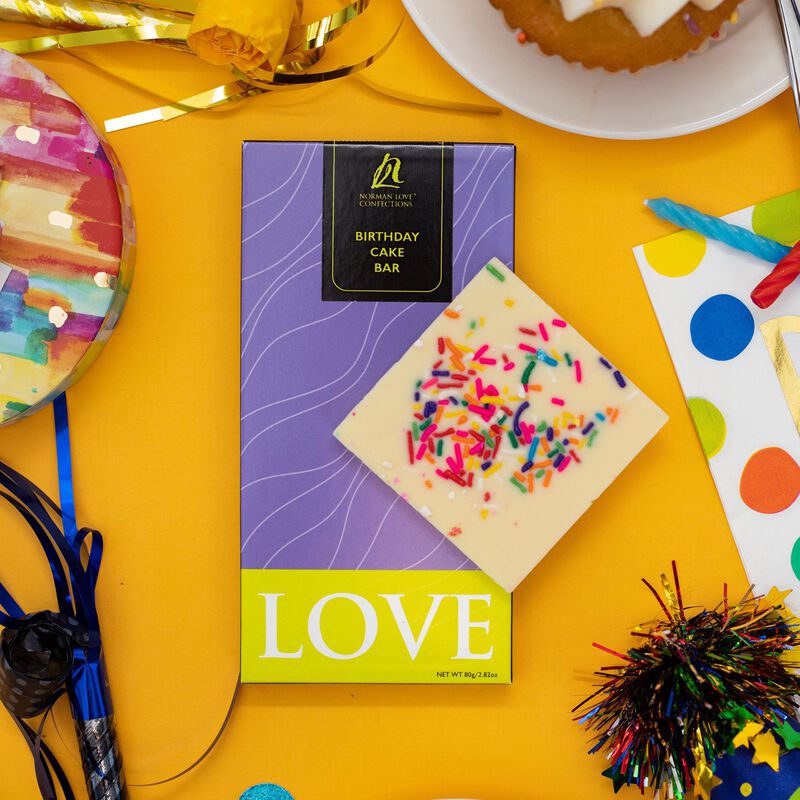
558, 0, 725, 37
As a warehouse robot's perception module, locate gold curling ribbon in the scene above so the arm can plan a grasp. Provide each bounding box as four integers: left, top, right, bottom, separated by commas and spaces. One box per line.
292, 0, 367, 54
105, 81, 258, 132
0, 0, 365, 64
106, 5, 404, 132
356, 72, 500, 115
0, 0, 499, 129
54, 47, 206, 109
234, 19, 399, 87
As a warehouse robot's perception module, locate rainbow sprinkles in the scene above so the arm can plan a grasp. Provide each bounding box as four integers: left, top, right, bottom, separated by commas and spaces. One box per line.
409, 321, 624, 506
336, 259, 667, 592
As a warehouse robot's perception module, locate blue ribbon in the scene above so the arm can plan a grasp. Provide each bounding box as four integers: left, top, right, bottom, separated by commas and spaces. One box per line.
53, 393, 78, 549
51, 393, 109, 722
0, 391, 116, 799
70, 650, 111, 722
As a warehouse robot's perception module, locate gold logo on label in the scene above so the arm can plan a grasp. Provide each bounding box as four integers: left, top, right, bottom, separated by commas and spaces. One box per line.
371, 153, 403, 189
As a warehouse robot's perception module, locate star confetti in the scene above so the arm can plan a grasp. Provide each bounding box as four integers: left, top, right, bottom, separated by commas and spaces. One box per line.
733, 721, 765, 750
601, 766, 626, 794
773, 720, 800, 751
751, 732, 781, 772
692, 761, 722, 800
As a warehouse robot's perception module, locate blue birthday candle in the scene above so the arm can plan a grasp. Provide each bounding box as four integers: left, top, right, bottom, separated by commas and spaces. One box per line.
645, 198, 791, 263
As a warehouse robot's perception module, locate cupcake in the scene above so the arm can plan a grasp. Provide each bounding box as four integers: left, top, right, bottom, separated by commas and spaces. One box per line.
490, 0, 743, 72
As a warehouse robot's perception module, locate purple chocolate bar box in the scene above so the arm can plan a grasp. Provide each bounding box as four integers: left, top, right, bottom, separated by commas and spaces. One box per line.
241, 142, 515, 570
240, 142, 515, 683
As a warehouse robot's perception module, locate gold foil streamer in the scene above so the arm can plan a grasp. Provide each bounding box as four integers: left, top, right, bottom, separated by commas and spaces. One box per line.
0, 0, 485, 130
0, 0, 191, 30
237, 18, 400, 87
760, 316, 800, 435
0, 22, 190, 54
0, 0, 362, 60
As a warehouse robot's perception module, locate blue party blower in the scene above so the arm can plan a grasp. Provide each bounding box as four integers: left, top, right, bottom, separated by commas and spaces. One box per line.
0, 394, 126, 800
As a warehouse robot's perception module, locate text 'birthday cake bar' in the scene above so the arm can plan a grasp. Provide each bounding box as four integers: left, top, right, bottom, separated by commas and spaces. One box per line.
335, 259, 667, 592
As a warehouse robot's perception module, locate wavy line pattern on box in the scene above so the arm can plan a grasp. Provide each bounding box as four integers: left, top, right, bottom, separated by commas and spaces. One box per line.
240, 142, 515, 570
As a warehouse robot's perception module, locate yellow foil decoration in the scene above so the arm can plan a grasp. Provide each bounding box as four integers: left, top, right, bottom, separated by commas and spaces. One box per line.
0, 0, 496, 129
760, 316, 800, 435
0, 22, 190, 55
187, 0, 299, 72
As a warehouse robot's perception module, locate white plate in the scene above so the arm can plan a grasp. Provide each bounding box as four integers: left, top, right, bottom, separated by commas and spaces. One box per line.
401, 0, 789, 139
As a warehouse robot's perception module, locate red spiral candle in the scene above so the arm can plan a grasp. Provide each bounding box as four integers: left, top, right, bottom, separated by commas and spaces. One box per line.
751, 240, 800, 309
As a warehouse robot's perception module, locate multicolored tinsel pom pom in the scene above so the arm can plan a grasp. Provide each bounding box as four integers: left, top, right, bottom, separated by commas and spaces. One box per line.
574, 564, 800, 799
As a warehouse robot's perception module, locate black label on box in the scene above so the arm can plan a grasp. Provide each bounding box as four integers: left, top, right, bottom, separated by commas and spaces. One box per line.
322, 142, 453, 302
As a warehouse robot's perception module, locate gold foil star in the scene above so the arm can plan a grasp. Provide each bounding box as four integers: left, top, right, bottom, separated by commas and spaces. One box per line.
765, 586, 793, 612
692, 762, 721, 800
733, 721, 764, 750
751, 731, 781, 771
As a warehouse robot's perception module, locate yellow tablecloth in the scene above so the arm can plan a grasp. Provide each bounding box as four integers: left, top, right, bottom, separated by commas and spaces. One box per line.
0, 2, 794, 798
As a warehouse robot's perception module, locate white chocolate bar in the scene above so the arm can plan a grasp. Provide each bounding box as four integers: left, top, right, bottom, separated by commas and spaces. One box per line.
335, 259, 667, 592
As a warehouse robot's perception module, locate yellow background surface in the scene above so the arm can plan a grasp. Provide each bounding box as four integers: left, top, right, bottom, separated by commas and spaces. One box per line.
0, 2, 794, 798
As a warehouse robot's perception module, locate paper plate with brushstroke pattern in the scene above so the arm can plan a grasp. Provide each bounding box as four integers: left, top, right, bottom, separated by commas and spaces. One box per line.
0, 49, 135, 424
